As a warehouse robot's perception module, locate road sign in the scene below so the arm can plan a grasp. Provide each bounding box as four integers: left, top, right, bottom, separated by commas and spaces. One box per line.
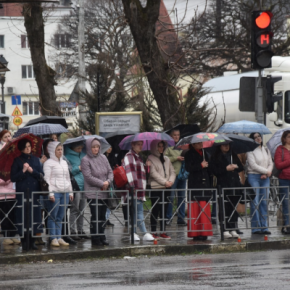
12, 106, 23, 116
13, 116, 22, 126
11, 95, 21, 105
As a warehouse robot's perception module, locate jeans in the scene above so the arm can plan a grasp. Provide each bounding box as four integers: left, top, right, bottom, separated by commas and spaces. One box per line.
69, 192, 86, 233
106, 208, 111, 220
278, 179, 290, 226
248, 174, 270, 233
166, 178, 186, 223
131, 199, 147, 234
46, 193, 69, 241
88, 199, 107, 241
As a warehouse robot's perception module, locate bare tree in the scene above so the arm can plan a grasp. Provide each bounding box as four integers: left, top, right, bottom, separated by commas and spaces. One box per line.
22, 2, 60, 115
185, 0, 290, 76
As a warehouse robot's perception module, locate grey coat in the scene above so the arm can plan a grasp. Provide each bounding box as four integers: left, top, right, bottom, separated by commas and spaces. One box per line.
81, 138, 113, 199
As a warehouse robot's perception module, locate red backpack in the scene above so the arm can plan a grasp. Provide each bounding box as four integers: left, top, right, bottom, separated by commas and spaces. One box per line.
113, 165, 128, 188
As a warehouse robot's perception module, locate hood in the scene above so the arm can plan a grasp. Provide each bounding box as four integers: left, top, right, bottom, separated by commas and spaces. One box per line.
85, 138, 101, 158
150, 140, 168, 158
64, 145, 82, 157
47, 141, 62, 161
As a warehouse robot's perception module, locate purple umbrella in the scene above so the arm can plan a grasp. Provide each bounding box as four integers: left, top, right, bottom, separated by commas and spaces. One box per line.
119, 132, 175, 151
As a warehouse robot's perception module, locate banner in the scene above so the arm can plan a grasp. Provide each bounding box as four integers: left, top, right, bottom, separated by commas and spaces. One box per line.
95, 112, 142, 135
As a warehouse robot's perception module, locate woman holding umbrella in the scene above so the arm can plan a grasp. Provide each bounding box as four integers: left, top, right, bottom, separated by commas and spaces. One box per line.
0, 130, 20, 245
147, 140, 176, 240
274, 130, 290, 234
210, 143, 244, 239
247, 132, 272, 235
185, 141, 213, 240
11, 138, 44, 250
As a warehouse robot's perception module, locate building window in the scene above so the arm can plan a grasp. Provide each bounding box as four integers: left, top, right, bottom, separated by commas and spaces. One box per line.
22, 65, 35, 79
23, 101, 39, 115
54, 34, 71, 48
55, 63, 73, 78
21, 35, 29, 48
0, 35, 4, 48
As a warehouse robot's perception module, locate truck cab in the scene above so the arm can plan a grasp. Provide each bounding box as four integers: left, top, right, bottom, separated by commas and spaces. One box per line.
202, 56, 290, 142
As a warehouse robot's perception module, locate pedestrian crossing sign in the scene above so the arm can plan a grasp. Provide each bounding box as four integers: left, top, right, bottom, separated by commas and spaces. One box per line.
12, 106, 23, 116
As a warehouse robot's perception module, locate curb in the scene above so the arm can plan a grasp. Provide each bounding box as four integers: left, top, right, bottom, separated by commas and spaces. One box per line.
2, 239, 290, 264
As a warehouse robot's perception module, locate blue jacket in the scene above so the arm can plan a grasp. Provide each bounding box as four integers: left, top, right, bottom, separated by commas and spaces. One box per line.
64, 146, 85, 191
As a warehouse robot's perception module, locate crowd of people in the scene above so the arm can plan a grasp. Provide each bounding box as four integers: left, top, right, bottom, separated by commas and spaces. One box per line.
0, 127, 290, 251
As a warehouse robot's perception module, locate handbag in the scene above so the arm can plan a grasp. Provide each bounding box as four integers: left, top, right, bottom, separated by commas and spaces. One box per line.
69, 171, 80, 192
272, 147, 284, 178
39, 173, 49, 195
107, 184, 119, 210
113, 165, 128, 188
177, 161, 189, 180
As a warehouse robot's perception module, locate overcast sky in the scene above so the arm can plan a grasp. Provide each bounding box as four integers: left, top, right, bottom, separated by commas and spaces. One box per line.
163, 0, 209, 23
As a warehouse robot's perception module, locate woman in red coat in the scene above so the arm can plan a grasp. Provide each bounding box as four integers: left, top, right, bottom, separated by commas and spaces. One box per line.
274, 130, 290, 234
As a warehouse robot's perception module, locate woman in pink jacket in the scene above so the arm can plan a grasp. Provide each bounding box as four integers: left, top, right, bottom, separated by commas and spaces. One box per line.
0, 130, 20, 245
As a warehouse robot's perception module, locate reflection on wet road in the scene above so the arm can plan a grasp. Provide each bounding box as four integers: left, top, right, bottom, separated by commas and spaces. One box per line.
1, 250, 290, 289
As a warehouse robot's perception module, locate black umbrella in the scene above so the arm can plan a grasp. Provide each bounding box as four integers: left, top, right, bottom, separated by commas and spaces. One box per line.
105, 130, 137, 153
205, 134, 259, 155
224, 134, 259, 154
164, 123, 200, 139
24, 116, 68, 128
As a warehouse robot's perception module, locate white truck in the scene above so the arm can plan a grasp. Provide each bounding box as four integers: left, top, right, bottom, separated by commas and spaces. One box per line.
202, 56, 290, 142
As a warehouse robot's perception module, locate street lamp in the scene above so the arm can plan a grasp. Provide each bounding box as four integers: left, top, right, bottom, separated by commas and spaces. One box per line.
0, 55, 9, 114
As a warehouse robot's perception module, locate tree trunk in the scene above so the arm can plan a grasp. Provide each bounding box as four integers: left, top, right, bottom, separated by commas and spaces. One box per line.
121, 0, 181, 129
23, 3, 60, 116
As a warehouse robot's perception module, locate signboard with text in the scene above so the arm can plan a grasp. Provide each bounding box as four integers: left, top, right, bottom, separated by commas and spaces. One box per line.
95, 112, 142, 135
0, 0, 59, 2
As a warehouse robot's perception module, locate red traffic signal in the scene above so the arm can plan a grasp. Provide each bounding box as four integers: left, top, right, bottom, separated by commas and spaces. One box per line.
255, 12, 272, 29
251, 10, 274, 69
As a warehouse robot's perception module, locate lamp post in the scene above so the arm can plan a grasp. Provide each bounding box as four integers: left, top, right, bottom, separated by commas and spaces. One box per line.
0, 55, 9, 114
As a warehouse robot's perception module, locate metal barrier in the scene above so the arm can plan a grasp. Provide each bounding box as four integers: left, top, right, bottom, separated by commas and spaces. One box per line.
136, 188, 219, 236
9, 183, 290, 245
0, 192, 24, 239
221, 185, 290, 239
31, 190, 130, 239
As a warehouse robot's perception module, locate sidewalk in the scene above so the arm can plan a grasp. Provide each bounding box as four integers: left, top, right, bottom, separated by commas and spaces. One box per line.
1, 210, 290, 264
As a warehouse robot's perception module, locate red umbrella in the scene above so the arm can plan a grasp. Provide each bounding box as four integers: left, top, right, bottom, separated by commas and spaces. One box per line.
0, 133, 43, 181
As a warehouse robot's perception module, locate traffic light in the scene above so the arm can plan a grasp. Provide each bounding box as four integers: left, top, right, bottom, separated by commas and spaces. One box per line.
251, 11, 274, 69
265, 75, 282, 113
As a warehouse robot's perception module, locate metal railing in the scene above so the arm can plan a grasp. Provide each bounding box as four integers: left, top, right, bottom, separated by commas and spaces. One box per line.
0, 192, 24, 239
2, 184, 290, 245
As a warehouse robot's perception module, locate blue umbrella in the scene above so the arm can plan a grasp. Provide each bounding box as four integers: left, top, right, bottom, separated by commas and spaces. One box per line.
63, 135, 111, 154
14, 123, 68, 138
217, 120, 272, 135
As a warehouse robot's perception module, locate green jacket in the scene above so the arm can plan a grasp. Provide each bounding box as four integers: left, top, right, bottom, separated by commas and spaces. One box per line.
165, 146, 182, 175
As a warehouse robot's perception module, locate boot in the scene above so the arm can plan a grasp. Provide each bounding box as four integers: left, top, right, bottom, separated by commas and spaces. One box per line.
100, 236, 109, 246
29, 236, 38, 250
21, 233, 29, 251
91, 237, 102, 246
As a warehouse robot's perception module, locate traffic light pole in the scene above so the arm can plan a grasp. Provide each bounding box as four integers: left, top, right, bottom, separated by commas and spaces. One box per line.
256, 69, 264, 124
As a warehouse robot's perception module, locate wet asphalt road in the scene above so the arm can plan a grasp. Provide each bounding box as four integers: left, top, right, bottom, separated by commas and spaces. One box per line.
0, 250, 290, 289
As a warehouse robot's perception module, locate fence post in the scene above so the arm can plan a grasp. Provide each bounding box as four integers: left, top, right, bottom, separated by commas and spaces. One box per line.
130, 187, 134, 245
217, 185, 224, 241
25, 190, 30, 250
